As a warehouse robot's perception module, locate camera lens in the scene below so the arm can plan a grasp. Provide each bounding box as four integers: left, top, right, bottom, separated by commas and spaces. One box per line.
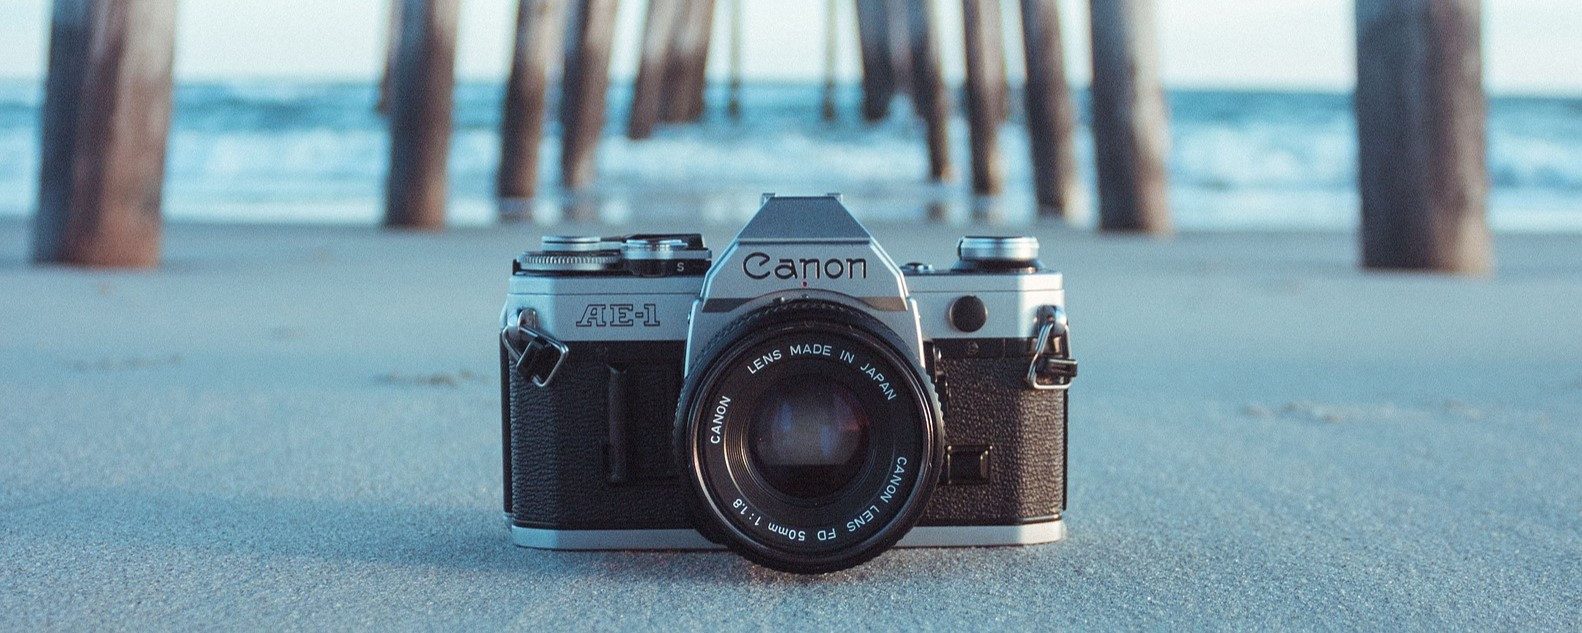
676, 301, 943, 574
747, 376, 871, 500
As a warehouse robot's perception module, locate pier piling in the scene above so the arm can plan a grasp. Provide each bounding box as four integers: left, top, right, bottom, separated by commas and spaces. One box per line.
962, 0, 1008, 194
1019, 0, 1082, 217
660, 0, 714, 123
498, 0, 567, 211
1088, 0, 1170, 233
377, 0, 404, 115
1355, 0, 1491, 273
726, 0, 743, 119
886, 0, 913, 95
34, 0, 177, 267
629, 0, 682, 138
560, 0, 620, 190
385, 0, 459, 230
906, 0, 953, 182
822, 0, 840, 120
856, 0, 898, 121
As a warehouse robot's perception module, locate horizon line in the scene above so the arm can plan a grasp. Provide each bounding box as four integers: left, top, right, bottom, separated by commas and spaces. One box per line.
0, 75, 1577, 101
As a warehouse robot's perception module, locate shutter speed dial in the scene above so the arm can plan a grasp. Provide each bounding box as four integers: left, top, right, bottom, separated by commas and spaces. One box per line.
517, 235, 624, 272
515, 234, 712, 276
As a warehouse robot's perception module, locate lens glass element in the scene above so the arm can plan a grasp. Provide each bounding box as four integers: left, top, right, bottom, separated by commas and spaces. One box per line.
679, 302, 944, 573
747, 376, 871, 499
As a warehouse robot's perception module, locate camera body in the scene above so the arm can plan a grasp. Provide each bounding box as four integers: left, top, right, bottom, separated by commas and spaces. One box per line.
501, 195, 1075, 573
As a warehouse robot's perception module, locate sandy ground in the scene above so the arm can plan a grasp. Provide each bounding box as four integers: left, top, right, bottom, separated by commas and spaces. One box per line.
0, 217, 1578, 630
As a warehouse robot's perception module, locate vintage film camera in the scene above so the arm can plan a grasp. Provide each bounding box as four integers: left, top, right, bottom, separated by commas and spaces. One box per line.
501, 194, 1075, 573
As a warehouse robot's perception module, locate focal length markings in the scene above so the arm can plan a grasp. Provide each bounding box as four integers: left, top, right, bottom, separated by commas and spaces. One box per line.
727, 455, 914, 547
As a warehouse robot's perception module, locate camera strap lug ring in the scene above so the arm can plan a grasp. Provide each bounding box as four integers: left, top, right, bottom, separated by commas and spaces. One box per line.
1027, 305, 1077, 390
501, 308, 570, 388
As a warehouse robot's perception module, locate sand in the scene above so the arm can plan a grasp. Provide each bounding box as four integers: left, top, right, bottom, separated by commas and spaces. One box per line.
1, 217, 1578, 630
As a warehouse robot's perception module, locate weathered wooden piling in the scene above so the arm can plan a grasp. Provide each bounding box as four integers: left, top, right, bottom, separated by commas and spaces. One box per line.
885, 0, 913, 95
660, 0, 715, 123
560, 0, 620, 190
629, 0, 682, 138
1088, 0, 1170, 233
906, 0, 953, 181
377, 0, 404, 115
822, 0, 839, 121
498, 0, 567, 209
385, 0, 460, 230
1355, 0, 1491, 273
34, 0, 177, 267
962, 0, 1008, 194
726, 0, 743, 119
685, 0, 718, 121
856, 0, 898, 121
993, 18, 1011, 122
1019, 0, 1082, 216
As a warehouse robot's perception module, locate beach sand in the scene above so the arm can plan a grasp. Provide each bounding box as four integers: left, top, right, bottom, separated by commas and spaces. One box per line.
0, 217, 1578, 629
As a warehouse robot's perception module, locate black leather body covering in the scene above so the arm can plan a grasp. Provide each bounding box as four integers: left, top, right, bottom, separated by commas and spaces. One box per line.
922, 352, 1067, 525
504, 338, 1067, 530
506, 340, 693, 529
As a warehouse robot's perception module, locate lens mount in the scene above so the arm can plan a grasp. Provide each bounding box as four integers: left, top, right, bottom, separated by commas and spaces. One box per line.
675, 301, 943, 574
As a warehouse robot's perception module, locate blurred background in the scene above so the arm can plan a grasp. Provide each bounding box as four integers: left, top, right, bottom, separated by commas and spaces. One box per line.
3, 3, 1580, 626
0, 0, 1577, 231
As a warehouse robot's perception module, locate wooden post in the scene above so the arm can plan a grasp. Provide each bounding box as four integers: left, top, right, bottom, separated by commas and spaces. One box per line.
1019, 0, 1081, 217
498, 0, 567, 211
560, 0, 620, 190
726, 0, 743, 119
855, 0, 897, 121
34, 0, 177, 268
886, 0, 913, 95
660, 0, 715, 123
961, 0, 1007, 194
385, 0, 460, 230
993, 14, 1011, 122
1088, 0, 1170, 233
906, 0, 952, 182
377, 0, 403, 115
628, 0, 682, 139
822, 0, 839, 121
1356, 0, 1490, 273
683, 0, 717, 121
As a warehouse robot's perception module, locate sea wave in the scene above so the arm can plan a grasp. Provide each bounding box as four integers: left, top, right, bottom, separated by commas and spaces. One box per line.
0, 80, 1577, 227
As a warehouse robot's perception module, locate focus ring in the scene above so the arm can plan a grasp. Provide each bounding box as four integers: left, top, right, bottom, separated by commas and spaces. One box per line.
673, 299, 944, 574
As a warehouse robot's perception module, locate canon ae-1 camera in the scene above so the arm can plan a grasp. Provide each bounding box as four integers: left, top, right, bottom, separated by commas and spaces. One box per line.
500, 194, 1076, 573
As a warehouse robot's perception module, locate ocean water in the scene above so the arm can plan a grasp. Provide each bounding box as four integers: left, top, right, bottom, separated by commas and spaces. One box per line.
0, 80, 1578, 230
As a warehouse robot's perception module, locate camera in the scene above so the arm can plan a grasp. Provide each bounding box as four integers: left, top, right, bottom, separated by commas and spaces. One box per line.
499, 194, 1076, 573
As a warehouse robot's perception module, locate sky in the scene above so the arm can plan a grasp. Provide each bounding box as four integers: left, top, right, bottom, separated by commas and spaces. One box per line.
0, 0, 1577, 94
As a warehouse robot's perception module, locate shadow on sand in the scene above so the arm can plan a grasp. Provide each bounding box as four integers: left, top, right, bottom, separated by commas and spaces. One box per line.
2, 486, 995, 584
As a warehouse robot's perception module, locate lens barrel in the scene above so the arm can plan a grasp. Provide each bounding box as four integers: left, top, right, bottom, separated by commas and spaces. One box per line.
675, 301, 943, 574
